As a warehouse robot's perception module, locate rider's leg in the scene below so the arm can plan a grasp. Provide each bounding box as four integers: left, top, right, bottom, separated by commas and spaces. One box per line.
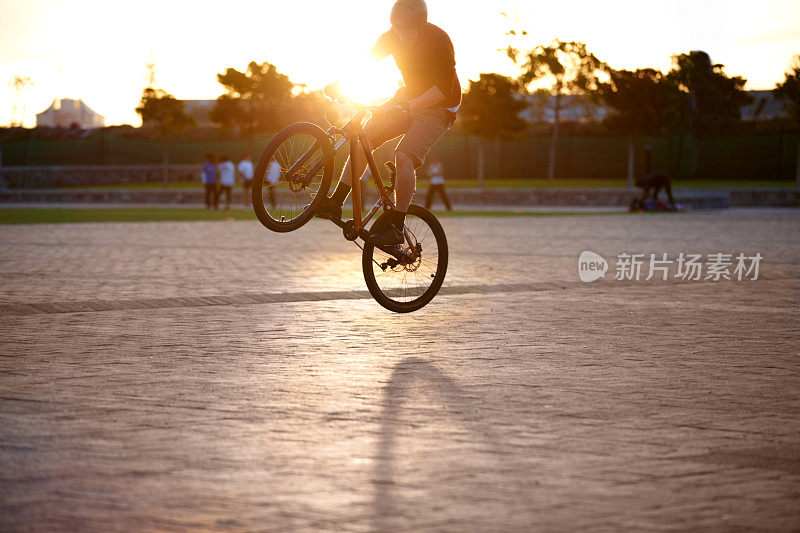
329, 150, 367, 206
368, 150, 414, 245
394, 151, 416, 220
391, 109, 451, 219
369, 151, 414, 244
370, 109, 452, 245
329, 115, 409, 207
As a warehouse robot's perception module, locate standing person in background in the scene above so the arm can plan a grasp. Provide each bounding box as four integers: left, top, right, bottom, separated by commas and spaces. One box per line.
238, 154, 254, 209
264, 159, 280, 208
201, 153, 218, 210
424, 156, 452, 211
217, 155, 236, 210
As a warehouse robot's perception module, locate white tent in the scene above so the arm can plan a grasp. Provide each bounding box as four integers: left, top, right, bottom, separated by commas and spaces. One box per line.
36, 98, 105, 129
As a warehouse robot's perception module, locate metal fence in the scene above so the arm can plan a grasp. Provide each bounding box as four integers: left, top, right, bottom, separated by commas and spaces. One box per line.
0, 131, 797, 183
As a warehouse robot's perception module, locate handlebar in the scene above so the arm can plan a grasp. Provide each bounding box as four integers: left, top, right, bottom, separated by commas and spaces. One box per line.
328, 96, 378, 114
323, 83, 402, 115
323, 83, 409, 135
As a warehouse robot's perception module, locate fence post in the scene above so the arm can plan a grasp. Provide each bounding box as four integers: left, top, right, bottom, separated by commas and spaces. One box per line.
463, 135, 471, 180
626, 137, 635, 188
99, 129, 106, 165
477, 137, 485, 190
565, 134, 573, 179
162, 139, 169, 188
796, 137, 800, 188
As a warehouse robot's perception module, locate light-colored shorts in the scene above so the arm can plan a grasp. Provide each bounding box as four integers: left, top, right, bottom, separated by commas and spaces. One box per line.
364, 107, 455, 168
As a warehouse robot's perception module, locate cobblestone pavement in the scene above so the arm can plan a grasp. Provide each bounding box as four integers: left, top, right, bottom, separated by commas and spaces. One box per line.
1, 208, 799, 531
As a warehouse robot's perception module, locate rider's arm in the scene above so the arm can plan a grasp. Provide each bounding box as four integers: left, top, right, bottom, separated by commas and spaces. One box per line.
407, 85, 445, 111
429, 31, 457, 106
376, 84, 444, 113
370, 30, 392, 60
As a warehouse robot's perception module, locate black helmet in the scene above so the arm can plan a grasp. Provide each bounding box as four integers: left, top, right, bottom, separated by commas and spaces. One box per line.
391, 0, 427, 29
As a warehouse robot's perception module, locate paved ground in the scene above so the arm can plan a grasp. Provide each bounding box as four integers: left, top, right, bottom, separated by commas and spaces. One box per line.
0, 202, 624, 212
1, 208, 799, 531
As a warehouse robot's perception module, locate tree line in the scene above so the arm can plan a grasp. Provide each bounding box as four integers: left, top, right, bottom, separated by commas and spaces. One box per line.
136, 43, 800, 184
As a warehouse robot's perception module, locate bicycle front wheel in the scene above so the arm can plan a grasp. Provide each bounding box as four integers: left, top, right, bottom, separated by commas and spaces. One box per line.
252, 122, 334, 232
362, 204, 448, 313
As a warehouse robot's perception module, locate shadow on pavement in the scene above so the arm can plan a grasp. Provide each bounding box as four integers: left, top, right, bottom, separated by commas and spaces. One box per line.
372, 356, 524, 530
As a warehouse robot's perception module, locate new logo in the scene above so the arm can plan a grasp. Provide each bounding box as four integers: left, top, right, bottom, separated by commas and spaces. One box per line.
578, 251, 608, 282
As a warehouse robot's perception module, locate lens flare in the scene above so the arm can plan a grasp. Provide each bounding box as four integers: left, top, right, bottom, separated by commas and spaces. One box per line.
337, 57, 401, 105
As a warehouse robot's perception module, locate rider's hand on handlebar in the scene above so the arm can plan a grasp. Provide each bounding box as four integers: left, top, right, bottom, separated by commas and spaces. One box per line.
373, 101, 409, 121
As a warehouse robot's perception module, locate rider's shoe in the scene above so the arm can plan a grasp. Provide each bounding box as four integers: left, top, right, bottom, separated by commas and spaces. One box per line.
371, 222, 404, 246
313, 196, 342, 221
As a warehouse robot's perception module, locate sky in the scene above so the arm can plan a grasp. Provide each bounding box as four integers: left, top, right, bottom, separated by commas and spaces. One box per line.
1, 0, 799, 127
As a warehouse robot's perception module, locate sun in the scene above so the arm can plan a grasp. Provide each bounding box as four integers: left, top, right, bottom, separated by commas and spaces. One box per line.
337, 56, 402, 105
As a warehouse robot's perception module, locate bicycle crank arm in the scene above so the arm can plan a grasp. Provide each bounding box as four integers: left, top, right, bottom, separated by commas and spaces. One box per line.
331, 217, 411, 261
371, 238, 417, 261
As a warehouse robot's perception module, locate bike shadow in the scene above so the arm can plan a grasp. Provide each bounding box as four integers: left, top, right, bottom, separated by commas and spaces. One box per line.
372, 356, 529, 530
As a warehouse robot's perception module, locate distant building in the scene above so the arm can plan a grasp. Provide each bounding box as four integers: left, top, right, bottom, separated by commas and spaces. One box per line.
36, 98, 105, 129
137, 100, 217, 129
518, 90, 786, 125
181, 100, 216, 127
740, 90, 789, 121
520, 93, 609, 124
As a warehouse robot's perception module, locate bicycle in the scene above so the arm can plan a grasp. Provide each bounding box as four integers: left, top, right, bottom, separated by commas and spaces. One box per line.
251, 89, 448, 313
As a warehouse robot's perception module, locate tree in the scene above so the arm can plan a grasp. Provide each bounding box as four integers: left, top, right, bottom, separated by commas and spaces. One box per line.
459, 73, 529, 188
212, 61, 295, 152
288, 88, 329, 125
774, 55, 800, 186
135, 88, 195, 187
208, 94, 245, 135
507, 40, 606, 180
598, 68, 680, 186
9, 75, 33, 127
667, 51, 752, 177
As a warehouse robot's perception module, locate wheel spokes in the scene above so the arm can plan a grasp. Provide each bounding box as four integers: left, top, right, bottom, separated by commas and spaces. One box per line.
370, 214, 441, 303
262, 133, 326, 223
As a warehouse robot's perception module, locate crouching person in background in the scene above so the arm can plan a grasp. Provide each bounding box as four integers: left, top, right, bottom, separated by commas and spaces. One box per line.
631, 171, 677, 211
201, 153, 218, 210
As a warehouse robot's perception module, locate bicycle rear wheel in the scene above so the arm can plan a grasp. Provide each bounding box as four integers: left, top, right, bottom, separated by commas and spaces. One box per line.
362, 204, 448, 313
253, 122, 334, 232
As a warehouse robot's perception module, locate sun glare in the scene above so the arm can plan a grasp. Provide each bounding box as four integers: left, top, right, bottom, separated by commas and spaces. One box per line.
328, 57, 401, 106
3, 0, 800, 126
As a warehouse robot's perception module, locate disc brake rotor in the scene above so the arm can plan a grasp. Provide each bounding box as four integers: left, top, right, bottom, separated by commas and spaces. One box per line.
288, 168, 308, 192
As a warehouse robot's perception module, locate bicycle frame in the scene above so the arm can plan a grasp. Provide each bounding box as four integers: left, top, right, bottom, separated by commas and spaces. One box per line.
252, 88, 447, 312
350, 123, 394, 233
287, 107, 417, 255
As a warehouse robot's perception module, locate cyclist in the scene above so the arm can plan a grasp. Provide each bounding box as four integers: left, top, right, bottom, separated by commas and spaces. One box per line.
315, 0, 461, 245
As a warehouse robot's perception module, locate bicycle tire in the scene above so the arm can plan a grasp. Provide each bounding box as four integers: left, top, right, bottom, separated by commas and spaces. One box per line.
362, 204, 448, 313
252, 122, 334, 232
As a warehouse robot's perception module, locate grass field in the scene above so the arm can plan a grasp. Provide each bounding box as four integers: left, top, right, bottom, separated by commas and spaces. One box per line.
44, 179, 797, 190
0, 207, 630, 225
